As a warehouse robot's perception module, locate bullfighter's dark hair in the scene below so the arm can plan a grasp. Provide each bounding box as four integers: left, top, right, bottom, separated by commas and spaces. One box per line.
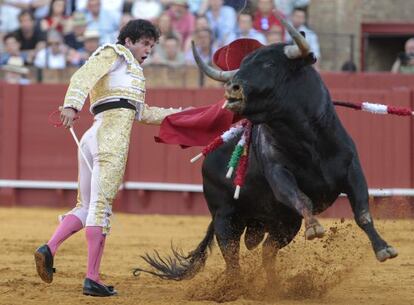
117, 19, 160, 45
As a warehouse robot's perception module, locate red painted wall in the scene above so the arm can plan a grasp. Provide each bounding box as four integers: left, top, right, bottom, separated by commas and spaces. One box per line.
1, 73, 414, 217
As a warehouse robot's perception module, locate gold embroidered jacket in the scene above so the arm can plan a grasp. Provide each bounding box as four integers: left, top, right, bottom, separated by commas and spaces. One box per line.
63, 43, 180, 125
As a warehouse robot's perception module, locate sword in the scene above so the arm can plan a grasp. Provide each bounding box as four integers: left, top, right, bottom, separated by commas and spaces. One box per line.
69, 127, 93, 172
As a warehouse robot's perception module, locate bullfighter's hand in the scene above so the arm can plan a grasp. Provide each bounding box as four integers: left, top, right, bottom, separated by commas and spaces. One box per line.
59, 106, 77, 129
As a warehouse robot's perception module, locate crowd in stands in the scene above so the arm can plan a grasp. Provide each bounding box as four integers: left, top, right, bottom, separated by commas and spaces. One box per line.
0, 0, 322, 83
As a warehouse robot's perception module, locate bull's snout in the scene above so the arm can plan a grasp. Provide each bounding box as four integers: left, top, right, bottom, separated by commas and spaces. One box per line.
224, 81, 245, 113
227, 82, 241, 92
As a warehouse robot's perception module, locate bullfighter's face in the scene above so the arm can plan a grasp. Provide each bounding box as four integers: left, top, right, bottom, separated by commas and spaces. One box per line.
125, 37, 156, 64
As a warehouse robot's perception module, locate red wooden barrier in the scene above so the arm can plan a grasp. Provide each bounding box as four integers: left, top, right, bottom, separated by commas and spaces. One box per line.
1, 73, 414, 217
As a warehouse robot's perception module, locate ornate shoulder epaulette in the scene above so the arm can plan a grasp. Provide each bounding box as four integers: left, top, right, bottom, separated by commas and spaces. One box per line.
112, 44, 145, 77
90, 43, 141, 68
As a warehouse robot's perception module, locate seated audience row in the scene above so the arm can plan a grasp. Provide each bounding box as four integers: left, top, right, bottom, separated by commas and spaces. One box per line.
0, 0, 318, 74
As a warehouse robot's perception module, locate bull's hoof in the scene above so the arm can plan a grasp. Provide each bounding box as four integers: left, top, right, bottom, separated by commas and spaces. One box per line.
305, 223, 325, 240
376, 246, 398, 262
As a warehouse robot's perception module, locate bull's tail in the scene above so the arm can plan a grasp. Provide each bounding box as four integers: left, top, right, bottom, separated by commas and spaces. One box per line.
133, 221, 215, 281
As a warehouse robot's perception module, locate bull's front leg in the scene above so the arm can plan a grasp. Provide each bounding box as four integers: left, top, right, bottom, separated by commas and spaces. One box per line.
263, 165, 325, 240
345, 158, 398, 262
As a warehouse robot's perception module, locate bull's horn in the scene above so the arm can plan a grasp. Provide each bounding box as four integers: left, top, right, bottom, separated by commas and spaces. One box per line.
191, 41, 238, 82
278, 15, 310, 58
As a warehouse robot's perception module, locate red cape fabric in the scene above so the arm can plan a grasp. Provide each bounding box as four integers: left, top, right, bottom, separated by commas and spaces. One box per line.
155, 99, 238, 148
155, 39, 263, 148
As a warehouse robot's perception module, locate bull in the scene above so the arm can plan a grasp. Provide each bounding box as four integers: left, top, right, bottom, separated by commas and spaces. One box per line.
134, 17, 398, 282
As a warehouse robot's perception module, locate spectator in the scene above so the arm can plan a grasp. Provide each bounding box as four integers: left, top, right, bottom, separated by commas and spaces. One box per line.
197, 0, 251, 16
122, 0, 133, 13
232, 11, 267, 44
33, 29, 68, 69
157, 12, 182, 45
167, 0, 195, 49
185, 29, 215, 65
0, 1, 23, 34
1, 56, 30, 84
131, 0, 162, 22
194, 14, 210, 30
41, 0, 70, 33
253, 0, 284, 36
273, 0, 310, 17
62, 0, 77, 15
64, 11, 87, 50
13, 10, 47, 52
119, 12, 134, 29
285, 8, 320, 59
67, 28, 100, 66
265, 24, 284, 44
81, 28, 99, 53
205, 0, 237, 47
74, 0, 125, 12
0, 0, 51, 21
183, 14, 213, 53
0, 33, 28, 65
148, 34, 185, 67
391, 38, 414, 74
223, 0, 251, 12
100, 0, 125, 12
188, 0, 207, 15
83, 0, 121, 44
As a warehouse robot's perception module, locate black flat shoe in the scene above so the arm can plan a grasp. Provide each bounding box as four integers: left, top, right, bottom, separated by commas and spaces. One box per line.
83, 278, 117, 297
34, 244, 55, 283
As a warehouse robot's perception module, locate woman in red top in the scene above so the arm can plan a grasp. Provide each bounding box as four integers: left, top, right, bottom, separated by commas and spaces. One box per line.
41, 0, 70, 34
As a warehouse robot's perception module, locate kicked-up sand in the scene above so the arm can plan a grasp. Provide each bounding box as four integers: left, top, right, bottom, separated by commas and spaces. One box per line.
0, 207, 413, 305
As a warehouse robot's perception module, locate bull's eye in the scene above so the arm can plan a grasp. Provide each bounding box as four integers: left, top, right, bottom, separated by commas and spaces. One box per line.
263, 62, 275, 68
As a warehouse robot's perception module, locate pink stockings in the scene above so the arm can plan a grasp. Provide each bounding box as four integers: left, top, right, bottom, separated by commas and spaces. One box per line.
47, 216, 106, 283
85, 226, 106, 284
47, 214, 83, 256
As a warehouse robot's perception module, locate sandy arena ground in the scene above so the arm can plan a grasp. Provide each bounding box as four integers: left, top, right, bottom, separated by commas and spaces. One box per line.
0, 207, 413, 305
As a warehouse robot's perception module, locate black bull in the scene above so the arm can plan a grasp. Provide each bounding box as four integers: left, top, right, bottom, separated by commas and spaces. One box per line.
134, 28, 398, 282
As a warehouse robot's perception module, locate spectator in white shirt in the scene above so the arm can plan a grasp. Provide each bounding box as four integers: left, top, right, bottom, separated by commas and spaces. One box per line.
230, 11, 267, 45
74, 0, 124, 13
34, 29, 67, 69
83, 0, 121, 44
285, 7, 320, 59
131, 0, 162, 22
205, 0, 237, 47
